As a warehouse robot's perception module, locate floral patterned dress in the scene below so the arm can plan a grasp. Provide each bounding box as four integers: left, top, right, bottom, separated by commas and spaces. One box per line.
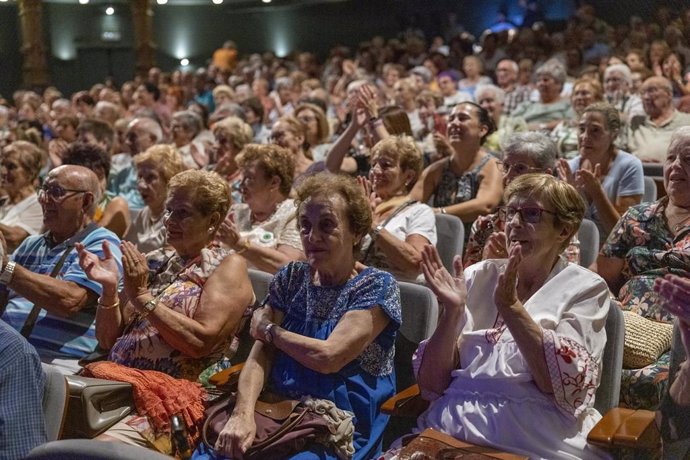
108, 245, 233, 381
601, 198, 688, 409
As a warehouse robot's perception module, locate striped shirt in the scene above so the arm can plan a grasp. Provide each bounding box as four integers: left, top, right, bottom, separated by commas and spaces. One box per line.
1, 227, 123, 359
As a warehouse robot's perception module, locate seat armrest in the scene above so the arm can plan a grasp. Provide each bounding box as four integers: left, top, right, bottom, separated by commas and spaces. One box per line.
381, 384, 429, 417
588, 407, 659, 450
208, 362, 245, 391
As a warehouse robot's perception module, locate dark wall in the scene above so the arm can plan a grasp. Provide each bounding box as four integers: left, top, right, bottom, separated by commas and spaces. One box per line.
0, 0, 683, 98
0, 3, 22, 101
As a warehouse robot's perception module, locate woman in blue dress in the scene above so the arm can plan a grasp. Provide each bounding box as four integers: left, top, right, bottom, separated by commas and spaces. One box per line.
209, 173, 401, 460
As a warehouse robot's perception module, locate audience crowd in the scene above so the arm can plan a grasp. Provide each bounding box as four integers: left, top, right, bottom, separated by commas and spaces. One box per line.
2, 3, 690, 459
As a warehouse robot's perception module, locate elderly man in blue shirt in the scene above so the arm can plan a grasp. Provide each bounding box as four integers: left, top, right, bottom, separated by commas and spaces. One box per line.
0, 165, 123, 374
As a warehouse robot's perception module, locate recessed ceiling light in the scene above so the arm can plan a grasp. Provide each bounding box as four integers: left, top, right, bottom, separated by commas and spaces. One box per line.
262, 0, 272, 3
157, 0, 168, 4
180, 58, 189, 66
105, 6, 114, 15
212, 0, 223, 4
78, 0, 89, 4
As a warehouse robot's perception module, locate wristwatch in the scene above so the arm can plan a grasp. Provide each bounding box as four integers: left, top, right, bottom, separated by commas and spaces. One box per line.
0, 261, 16, 285
264, 322, 276, 343
371, 224, 384, 239
140, 298, 158, 319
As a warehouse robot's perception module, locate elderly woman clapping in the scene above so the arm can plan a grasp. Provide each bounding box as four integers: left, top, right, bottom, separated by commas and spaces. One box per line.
76, 170, 253, 451
359, 136, 436, 281
209, 174, 401, 460
464, 132, 580, 266
388, 174, 611, 459
216, 143, 304, 274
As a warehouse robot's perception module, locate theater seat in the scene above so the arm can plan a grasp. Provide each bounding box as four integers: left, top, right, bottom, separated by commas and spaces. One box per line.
41, 363, 68, 441
26, 439, 171, 459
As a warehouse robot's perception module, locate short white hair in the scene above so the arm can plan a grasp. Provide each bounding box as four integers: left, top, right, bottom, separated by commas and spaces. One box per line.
475, 84, 506, 105
605, 64, 632, 86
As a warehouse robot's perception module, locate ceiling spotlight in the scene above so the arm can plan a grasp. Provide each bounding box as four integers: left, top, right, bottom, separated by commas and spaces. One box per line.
105, 6, 114, 15
180, 58, 189, 66
262, 0, 272, 3
78, 0, 89, 4
0, 0, 9, 3
156, 0, 168, 4
212, 0, 223, 4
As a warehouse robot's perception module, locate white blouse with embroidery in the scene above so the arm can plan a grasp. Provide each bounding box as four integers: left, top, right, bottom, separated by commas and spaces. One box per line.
412, 258, 612, 460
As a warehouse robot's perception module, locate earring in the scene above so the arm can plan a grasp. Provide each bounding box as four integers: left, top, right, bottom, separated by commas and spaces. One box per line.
208, 227, 214, 234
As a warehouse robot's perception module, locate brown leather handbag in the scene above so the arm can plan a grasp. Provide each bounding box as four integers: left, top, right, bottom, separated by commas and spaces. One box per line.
399, 428, 528, 460
202, 392, 331, 459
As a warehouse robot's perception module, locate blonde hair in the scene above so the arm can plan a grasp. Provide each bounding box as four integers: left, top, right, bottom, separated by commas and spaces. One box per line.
168, 169, 230, 218
371, 136, 423, 189
236, 143, 295, 197
213, 116, 253, 151
504, 173, 585, 253
134, 144, 185, 183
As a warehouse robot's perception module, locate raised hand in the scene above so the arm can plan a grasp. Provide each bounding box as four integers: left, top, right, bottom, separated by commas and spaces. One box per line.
575, 159, 601, 197
120, 241, 149, 305
483, 231, 508, 260
356, 176, 380, 217
216, 213, 243, 250
494, 243, 523, 310
421, 244, 467, 312
556, 158, 576, 188
76, 241, 119, 294
655, 274, 690, 356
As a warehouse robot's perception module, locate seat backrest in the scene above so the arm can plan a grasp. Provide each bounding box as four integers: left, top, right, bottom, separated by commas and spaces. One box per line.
248, 268, 273, 307
26, 439, 171, 459
41, 363, 68, 441
395, 281, 440, 391
578, 218, 600, 268
642, 176, 657, 203
434, 214, 464, 272
595, 304, 624, 414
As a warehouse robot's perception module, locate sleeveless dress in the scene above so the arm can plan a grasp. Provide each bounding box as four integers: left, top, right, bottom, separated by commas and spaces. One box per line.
432, 155, 492, 208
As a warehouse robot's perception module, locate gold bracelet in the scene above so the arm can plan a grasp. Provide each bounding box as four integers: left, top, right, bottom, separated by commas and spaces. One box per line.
97, 296, 120, 310
235, 238, 251, 254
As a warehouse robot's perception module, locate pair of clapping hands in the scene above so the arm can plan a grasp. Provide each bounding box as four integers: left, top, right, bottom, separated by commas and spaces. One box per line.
654, 276, 690, 368
421, 243, 523, 315
75, 240, 150, 309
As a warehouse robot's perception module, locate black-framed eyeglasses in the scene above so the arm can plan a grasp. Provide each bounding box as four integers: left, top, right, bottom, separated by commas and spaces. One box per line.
38, 184, 89, 202
498, 206, 557, 224
495, 160, 542, 176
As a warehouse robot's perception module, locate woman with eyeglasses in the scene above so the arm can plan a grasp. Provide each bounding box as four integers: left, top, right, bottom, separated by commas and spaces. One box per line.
384, 174, 611, 459
75, 169, 253, 452
557, 102, 643, 241
124, 145, 185, 254
410, 102, 503, 239
215, 144, 305, 274
0, 141, 44, 253
464, 132, 580, 267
